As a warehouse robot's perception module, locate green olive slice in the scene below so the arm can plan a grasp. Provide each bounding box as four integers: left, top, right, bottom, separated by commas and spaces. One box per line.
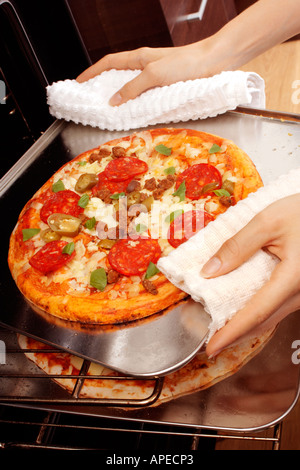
142, 195, 154, 212
221, 179, 235, 195
127, 190, 141, 207
40, 228, 61, 243
98, 239, 116, 250
75, 173, 98, 193
47, 213, 82, 237
201, 181, 220, 195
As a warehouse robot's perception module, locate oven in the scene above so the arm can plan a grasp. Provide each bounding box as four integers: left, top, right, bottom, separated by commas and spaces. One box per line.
1, 110, 300, 452
0, 321, 291, 452
1, 0, 300, 454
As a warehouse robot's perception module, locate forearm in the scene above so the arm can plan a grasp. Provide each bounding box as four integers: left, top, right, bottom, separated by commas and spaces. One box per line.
200, 0, 300, 74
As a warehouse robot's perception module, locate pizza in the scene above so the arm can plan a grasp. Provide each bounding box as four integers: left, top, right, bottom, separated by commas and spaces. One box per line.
18, 328, 274, 406
8, 127, 263, 325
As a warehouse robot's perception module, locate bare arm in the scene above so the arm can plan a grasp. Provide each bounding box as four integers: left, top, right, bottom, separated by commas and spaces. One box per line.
77, 0, 300, 105
207, 0, 300, 70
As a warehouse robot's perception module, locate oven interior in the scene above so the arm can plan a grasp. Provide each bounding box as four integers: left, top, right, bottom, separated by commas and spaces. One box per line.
1, 0, 298, 452
0, 327, 282, 451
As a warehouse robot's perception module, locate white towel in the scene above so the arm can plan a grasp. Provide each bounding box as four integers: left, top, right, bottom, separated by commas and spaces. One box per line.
157, 168, 300, 340
46, 69, 265, 131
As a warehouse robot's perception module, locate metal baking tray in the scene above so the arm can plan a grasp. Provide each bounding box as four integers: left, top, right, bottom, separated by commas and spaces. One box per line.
1, 107, 300, 432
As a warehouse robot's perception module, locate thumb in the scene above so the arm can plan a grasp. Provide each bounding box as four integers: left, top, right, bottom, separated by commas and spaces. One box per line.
200, 215, 269, 278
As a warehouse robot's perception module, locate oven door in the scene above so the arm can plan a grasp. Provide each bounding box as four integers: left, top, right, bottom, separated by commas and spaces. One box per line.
0, 0, 173, 178
0, 0, 90, 177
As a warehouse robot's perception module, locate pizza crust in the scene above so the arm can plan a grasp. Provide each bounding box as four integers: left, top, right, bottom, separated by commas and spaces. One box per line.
19, 273, 188, 323
18, 327, 275, 407
8, 128, 263, 325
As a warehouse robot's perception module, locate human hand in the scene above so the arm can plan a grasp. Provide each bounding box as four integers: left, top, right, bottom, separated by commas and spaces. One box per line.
202, 194, 300, 357
76, 0, 300, 106
76, 41, 222, 106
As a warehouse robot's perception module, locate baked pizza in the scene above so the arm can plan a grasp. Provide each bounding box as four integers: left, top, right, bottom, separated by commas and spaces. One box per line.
8, 127, 263, 325
18, 329, 274, 406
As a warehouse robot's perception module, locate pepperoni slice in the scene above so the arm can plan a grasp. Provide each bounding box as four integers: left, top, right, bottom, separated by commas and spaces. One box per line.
40, 190, 84, 224
176, 163, 222, 200
104, 157, 148, 182
108, 238, 161, 276
168, 210, 215, 248
91, 171, 133, 196
29, 240, 76, 274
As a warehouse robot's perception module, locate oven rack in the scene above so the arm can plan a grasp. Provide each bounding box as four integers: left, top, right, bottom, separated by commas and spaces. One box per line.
1, 333, 164, 408
0, 326, 283, 450
0, 406, 282, 451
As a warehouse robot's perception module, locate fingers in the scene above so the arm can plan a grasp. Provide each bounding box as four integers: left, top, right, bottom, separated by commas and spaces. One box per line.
76, 48, 169, 105
109, 44, 203, 104
205, 260, 300, 357
76, 50, 140, 83
201, 195, 300, 279
200, 212, 270, 278
202, 196, 300, 357
76, 45, 197, 105
109, 62, 166, 105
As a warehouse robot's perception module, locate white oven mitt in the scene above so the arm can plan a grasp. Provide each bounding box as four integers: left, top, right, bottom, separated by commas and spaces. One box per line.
157, 168, 300, 340
46, 69, 265, 131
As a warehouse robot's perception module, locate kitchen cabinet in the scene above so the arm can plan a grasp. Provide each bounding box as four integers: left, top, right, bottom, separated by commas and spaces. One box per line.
159, 0, 237, 46
66, 0, 243, 64
66, 0, 173, 63
60, 0, 299, 68
160, 0, 300, 46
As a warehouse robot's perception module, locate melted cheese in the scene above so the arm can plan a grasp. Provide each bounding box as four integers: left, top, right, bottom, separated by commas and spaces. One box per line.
43, 241, 107, 291
85, 197, 118, 229
30, 130, 240, 296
